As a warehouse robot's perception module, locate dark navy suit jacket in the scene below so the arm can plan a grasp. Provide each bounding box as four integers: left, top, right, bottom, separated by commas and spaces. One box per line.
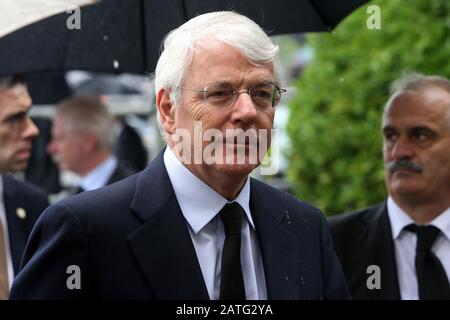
2, 175, 48, 275
10, 153, 349, 299
328, 203, 401, 299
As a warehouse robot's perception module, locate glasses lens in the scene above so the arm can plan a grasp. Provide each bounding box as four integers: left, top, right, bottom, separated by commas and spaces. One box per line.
203, 83, 284, 108
204, 84, 235, 106
249, 85, 275, 108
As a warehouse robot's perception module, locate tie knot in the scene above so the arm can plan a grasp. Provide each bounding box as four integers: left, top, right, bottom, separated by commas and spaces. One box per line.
405, 224, 441, 251
220, 202, 243, 236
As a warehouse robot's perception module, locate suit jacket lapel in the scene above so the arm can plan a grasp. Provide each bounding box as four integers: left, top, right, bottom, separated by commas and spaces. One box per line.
250, 179, 303, 299
127, 153, 209, 299
359, 203, 401, 299
3, 176, 28, 275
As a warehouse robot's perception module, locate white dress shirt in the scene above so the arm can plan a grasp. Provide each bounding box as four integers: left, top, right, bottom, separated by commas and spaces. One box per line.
0, 175, 15, 289
387, 196, 450, 300
79, 156, 118, 191
163, 147, 267, 300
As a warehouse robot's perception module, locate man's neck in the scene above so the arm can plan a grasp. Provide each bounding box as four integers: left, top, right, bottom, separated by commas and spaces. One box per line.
184, 163, 247, 200
392, 195, 450, 224
77, 150, 112, 177
167, 145, 248, 200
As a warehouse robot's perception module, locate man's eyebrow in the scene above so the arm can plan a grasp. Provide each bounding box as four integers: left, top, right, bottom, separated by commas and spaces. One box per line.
382, 125, 396, 133
206, 81, 233, 88
409, 126, 435, 131
253, 80, 278, 86
4, 110, 27, 121
409, 126, 438, 136
206, 80, 278, 88
382, 125, 438, 135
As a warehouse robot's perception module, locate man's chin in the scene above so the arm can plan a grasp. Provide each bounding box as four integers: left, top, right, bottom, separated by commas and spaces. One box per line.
388, 180, 424, 197
10, 160, 29, 172
213, 162, 259, 176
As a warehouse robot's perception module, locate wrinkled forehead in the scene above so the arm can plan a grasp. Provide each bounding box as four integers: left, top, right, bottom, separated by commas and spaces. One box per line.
384, 88, 450, 126
186, 41, 275, 84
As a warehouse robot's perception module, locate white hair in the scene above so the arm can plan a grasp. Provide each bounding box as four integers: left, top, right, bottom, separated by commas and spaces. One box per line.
56, 96, 115, 150
155, 11, 281, 107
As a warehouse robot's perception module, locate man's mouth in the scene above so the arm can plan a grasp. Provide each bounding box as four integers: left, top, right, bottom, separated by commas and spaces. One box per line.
15, 149, 31, 160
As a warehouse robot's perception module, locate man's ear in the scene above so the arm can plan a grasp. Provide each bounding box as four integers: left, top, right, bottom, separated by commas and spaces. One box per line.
156, 88, 176, 135
83, 131, 97, 153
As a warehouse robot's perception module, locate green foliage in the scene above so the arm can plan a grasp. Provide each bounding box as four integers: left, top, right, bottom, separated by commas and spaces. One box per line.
287, 0, 450, 215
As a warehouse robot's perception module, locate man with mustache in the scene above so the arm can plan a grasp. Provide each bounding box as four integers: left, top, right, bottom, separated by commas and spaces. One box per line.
0, 75, 49, 299
329, 73, 450, 300
10, 12, 349, 300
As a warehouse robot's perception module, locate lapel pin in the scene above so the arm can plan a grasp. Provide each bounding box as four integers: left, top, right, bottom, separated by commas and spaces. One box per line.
16, 207, 26, 220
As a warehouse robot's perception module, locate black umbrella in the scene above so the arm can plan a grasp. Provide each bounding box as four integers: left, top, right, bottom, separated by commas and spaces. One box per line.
0, 0, 368, 77
186, 0, 369, 34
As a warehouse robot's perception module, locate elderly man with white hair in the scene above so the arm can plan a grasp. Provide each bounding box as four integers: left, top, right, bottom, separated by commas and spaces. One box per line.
10, 12, 349, 300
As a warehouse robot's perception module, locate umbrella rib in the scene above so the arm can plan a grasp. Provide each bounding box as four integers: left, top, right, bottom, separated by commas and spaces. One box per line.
307, 0, 331, 31
180, 0, 189, 21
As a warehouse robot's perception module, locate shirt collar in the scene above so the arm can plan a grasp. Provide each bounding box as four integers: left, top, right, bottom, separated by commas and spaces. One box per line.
163, 147, 254, 234
387, 196, 450, 241
80, 156, 117, 191
387, 196, 415, 239
430, 206, 450, 242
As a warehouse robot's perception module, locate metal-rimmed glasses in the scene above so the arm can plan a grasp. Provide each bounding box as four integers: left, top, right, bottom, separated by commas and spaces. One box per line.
178, 82, 287, 108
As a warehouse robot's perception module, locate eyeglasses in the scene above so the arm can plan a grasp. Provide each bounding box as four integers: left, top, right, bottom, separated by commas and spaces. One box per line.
179, 83, 287, 108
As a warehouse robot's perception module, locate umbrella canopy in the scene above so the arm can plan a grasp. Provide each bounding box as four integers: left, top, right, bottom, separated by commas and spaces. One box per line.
0, 0, 97, 38
0, 0, 368, 77
186, 0, 369, 33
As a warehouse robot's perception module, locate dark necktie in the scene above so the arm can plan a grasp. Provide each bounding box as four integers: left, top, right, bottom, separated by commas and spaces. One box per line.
405, 224, 450, 300
219, 202, 246, 300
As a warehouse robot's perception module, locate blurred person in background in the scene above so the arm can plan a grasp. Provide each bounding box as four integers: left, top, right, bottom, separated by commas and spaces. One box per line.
47, 96, 132, 194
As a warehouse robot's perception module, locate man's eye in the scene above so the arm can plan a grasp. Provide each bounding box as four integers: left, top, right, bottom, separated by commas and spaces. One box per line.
251, 90, 271, 99
206, 90, 232, 99
7, 113, 26, 124
384, 132, 396, 142
415, 132, 428, 141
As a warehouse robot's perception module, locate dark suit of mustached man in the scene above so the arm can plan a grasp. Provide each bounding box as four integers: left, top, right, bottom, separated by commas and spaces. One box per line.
10, 12, 349, 300
329, 73, 450, 300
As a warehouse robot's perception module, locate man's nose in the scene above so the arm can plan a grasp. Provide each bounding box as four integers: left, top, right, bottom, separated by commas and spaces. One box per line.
390, 137, 415, 160
23, 117, 39, 139
231, 92, 258, 123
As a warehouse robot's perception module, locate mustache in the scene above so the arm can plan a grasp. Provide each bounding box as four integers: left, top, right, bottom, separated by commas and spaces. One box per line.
387, 159, 422, 174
